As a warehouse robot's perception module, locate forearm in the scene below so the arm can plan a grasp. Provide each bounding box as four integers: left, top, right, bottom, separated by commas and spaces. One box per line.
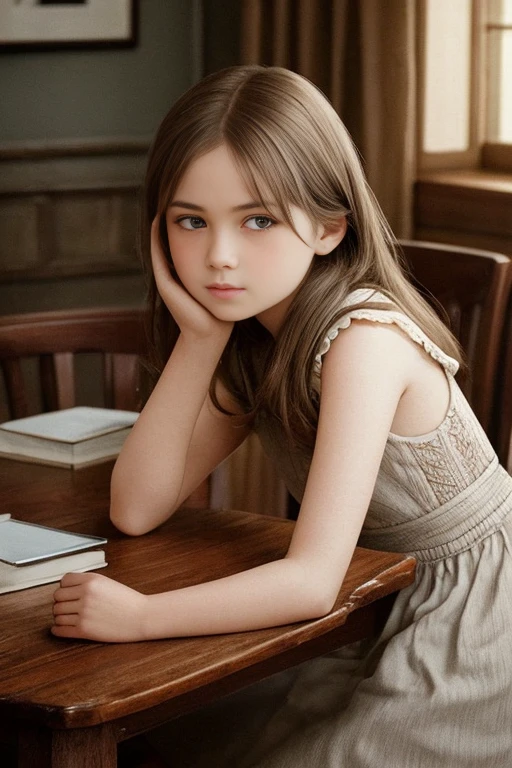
110, 333, 225, 534
141, 557, 340, 639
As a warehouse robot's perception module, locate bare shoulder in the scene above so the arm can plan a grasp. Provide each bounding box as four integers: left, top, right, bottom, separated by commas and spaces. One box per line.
320, 318, 419, 386
319, 317, 451, 437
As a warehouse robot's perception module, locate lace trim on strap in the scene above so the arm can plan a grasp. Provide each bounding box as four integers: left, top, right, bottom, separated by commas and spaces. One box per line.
314, 291, 460, 378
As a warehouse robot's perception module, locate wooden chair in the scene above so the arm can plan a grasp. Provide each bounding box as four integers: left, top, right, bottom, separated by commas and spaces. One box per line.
0, 307, 147, 419
0, 306, 210, 506
399, 239, 511, 440
493, 267, 512, 472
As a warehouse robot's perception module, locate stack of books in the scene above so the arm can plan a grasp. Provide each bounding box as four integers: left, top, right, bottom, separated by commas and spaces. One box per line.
0, 514, 107, 594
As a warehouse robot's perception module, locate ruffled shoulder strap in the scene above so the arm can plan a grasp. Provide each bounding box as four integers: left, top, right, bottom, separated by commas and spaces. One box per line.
314, 288, 459, 377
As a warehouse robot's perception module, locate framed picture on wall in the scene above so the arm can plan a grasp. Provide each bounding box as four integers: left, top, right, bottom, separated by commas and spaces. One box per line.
0, 0, 137, 51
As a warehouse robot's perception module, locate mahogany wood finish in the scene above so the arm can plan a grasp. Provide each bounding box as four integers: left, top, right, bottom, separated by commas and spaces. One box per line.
399, 239, 511, 439
414, 172, 512, 257
0, 307, 148, 419
0, 458, 415, 768
493, 268, 512, 470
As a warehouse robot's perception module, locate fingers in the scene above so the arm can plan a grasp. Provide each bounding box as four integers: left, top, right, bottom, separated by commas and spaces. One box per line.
51, 588, 81, 635
52, 576, 84, 637
53, 599, 80, 615
53, 571, 94, 608
53, 585, 81, 601
150, 218, 183, 309
53, 613, 78, 626
51, 624, 86, 639
150, 217, 173, 282
59, 571, 90, 588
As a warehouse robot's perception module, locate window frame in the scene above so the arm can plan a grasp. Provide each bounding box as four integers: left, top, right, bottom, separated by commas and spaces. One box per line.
418, 0, 512, 173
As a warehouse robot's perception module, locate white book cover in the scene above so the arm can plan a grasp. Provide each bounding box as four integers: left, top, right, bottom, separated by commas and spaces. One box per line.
0, 514, 107, 565
0, 406, 138, 444
0, 406, 138, 467
0, 514, 107, 594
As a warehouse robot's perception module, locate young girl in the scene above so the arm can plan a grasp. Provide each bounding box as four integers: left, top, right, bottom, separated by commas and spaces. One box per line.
52, 66, 512, 767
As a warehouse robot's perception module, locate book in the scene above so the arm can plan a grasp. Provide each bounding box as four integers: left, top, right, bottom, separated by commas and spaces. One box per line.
0, 406, 138, 468
0, 513, 107, 594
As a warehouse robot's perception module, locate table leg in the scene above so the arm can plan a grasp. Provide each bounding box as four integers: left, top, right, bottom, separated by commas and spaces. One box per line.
17, 722, 117, 768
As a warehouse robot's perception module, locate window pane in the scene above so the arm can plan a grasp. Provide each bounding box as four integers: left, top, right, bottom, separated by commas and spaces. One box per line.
497, 30, 512, 141
487, 0, 512, 143
423, 0, 472, 152
502, 0, 512, 24
488, 0, 512, 23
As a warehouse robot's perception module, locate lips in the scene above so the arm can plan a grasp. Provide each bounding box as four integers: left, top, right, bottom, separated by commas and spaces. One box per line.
206, 283, 245, 299
207, 283, 241, 290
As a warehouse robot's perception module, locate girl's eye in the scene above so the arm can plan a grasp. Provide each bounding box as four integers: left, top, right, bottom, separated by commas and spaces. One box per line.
245, 215, 275, 231
177, 216, 206, 230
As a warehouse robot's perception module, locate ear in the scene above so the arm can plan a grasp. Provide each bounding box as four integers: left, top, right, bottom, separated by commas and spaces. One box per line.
314, 216, 348, 256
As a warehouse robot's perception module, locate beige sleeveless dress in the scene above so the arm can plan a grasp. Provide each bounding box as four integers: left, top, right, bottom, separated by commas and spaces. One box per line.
150, 290, 512, 768
243, 290, 512, 767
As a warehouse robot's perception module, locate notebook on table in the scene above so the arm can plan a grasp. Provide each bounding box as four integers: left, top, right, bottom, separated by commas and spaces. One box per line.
0, 513, 107, 594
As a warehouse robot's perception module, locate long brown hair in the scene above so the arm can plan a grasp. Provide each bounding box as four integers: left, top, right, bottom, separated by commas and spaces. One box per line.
140, 65, 462, 449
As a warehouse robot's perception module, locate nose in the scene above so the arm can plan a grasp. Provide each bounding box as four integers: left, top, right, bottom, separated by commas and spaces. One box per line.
205, 230, 239, 270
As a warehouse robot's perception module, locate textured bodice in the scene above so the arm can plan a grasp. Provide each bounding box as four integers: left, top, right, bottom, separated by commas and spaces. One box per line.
256, 290, 512, 562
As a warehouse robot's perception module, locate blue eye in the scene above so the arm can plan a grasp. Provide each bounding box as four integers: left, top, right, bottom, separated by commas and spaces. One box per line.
245, 215, 275, 230
178, 216, 206, 230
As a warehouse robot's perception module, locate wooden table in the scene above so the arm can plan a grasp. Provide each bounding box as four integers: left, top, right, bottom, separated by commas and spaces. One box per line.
0, 457, 416, 767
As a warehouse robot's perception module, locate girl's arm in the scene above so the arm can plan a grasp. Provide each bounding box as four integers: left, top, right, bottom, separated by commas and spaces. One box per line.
110, 221, 250, 536
110, 337, 250, 536
53, 320, 416, 642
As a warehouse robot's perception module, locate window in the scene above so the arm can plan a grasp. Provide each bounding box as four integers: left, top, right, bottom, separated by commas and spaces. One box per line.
423, 0, 472, 155
419, 0, 512, 172
415, 0, 511, 259
486, 0, 512, 143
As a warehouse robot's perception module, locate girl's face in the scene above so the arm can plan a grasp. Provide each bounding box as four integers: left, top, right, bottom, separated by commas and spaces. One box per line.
165, 144, 342, 336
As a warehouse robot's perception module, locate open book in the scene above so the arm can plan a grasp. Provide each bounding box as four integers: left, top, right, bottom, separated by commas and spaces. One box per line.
0, 406, 138, 468
0, 514, 107, 594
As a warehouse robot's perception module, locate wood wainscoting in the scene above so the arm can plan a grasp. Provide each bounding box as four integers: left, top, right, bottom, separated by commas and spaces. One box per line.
0, 137, 149, 284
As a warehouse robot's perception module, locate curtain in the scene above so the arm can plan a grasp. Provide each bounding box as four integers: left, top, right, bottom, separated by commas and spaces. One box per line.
239, 0, 417, 237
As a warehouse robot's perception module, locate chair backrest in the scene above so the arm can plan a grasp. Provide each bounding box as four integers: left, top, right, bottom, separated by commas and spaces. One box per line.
0, 307, 148, 420
398, 240, 511, 437
493, 269, 512, 471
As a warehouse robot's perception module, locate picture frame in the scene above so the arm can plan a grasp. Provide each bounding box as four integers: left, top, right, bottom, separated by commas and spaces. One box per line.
0, 0, 137, 51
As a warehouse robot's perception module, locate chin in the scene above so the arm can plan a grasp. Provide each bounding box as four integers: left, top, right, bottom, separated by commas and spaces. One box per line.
212, 311, 250, 322
209, 307, 253, 323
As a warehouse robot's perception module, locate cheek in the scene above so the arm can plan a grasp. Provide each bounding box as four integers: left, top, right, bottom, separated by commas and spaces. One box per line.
257, 241, 314, 283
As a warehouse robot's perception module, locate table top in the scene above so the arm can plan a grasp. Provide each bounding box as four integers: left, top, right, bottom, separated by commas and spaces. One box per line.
0, 457, 415, 734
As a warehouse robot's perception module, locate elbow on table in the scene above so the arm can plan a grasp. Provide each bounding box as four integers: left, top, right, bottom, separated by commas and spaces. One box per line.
290, 563, 341, 621
109, 491, 180, 536
306, 589, 339, 620
109, 493, 175, 536
110, 472, 177, 536
109, 503, 150, 537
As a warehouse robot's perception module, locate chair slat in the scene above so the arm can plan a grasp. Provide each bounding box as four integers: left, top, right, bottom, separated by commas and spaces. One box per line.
53, 352, 76, 410
399, 239, 511, 439
493, 273, 512, 471
40, 355, 59, 413
0, 308, 147, 420
110, 354, 141, 412
1, 359, 28, 419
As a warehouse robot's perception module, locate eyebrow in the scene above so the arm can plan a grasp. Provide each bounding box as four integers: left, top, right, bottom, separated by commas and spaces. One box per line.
169, 200, 267, 212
